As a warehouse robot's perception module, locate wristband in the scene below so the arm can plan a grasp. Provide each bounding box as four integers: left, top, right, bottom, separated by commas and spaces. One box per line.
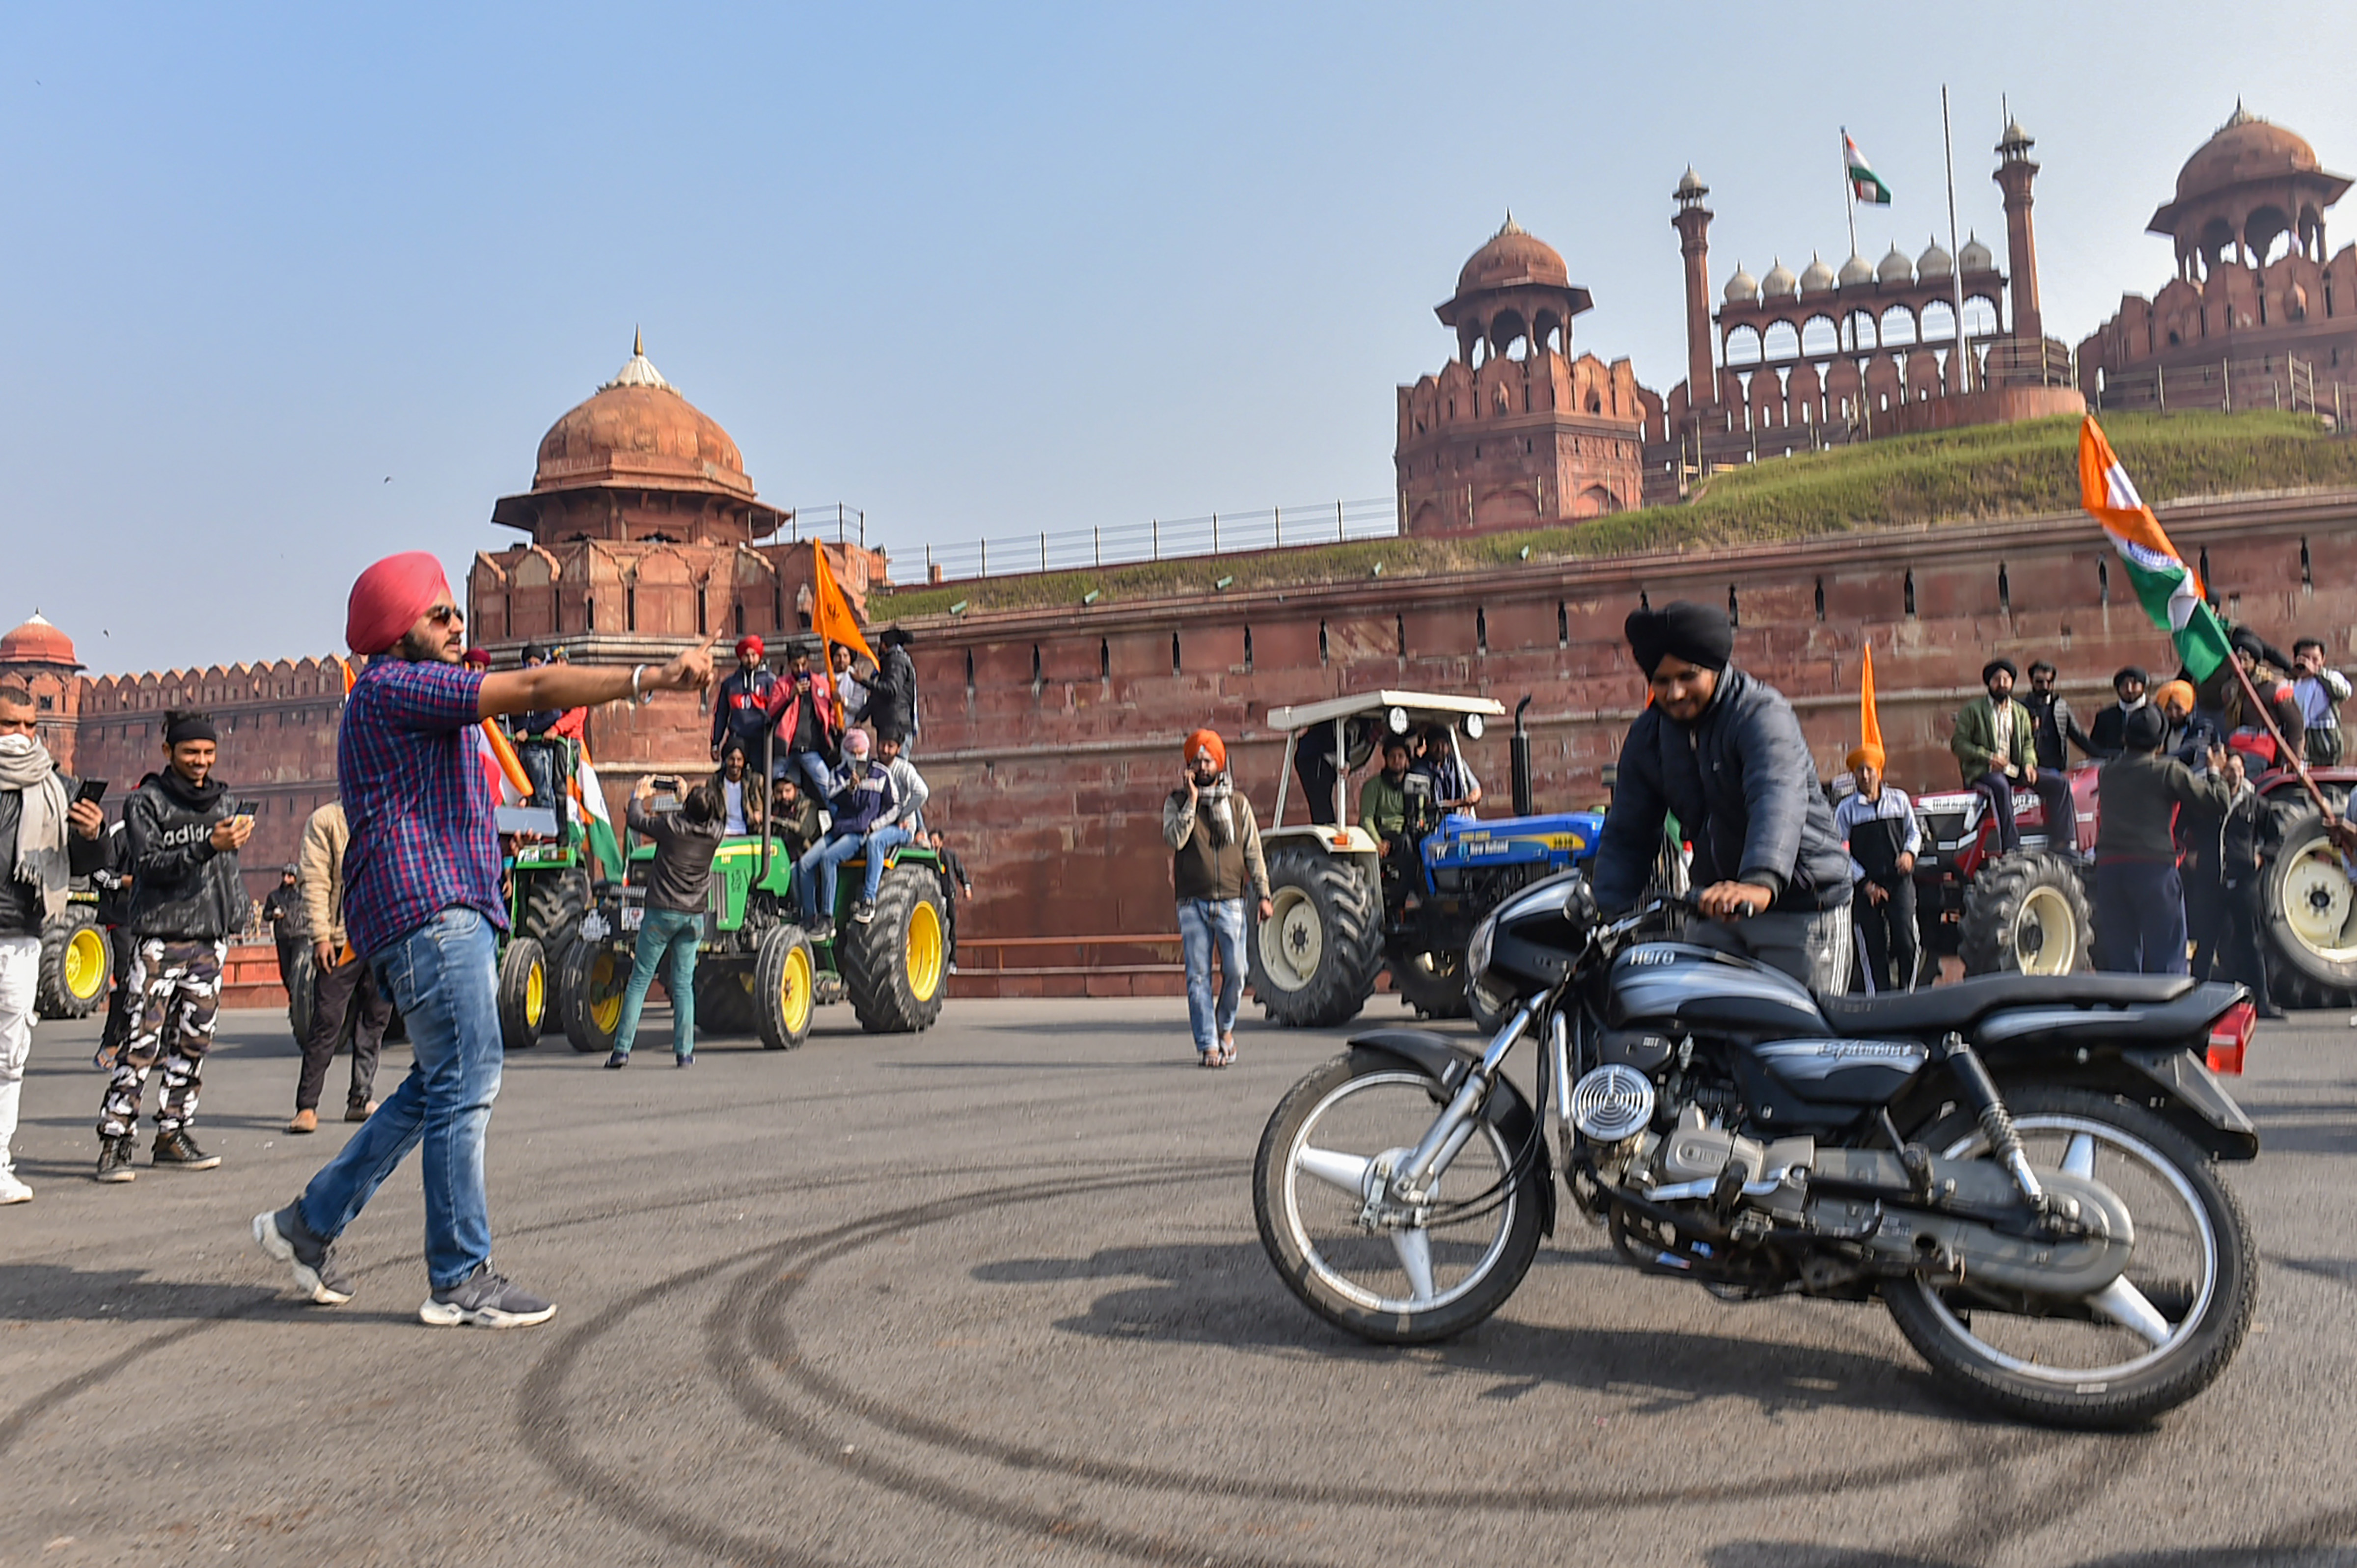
631, 665, 648, 705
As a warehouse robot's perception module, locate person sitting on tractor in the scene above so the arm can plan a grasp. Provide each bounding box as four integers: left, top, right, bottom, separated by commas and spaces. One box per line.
2084, 666, 2148, 760
713, 742, 761, 836
1358, 734, 1425, 906
1412, 724, 1481, 815
606, 776, 726, 1069
2199, 628, 2305, 770
1949, 659, 2037, 858
857, 734, 929, 923
768, 775, 820, 864
795, 729, 896, 939
1592, 600, 1854, 992
710, 636, 785, 769
2153, 679, 2218, 765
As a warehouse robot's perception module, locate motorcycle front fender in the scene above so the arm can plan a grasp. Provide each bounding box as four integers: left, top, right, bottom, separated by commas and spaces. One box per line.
1346, 1028, 1555, 1237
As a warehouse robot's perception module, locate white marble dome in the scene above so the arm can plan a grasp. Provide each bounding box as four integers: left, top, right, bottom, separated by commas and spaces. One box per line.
1876, 244, 1914, 285
1838, 251, 1875, 288
1799, 253, 1837, 295
1723, 262, 1760, 304
1760, 257, 1799, 298
1959, 232, 1996, 272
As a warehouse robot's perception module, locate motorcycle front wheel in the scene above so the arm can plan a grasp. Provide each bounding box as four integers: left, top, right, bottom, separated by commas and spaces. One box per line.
1253, 1052, 1544, 1344
1883, 1085, 2256, 1429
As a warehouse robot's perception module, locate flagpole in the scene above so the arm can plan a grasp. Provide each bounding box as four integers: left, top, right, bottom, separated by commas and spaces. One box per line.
1841, 127, 1860, 262
1942, 86, 1972, 394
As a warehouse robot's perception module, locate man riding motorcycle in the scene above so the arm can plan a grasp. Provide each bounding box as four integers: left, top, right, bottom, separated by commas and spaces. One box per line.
1589, 600, 1853, 991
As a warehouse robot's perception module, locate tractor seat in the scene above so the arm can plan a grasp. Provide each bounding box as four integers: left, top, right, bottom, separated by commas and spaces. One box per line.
1817, 973, 2195, 1038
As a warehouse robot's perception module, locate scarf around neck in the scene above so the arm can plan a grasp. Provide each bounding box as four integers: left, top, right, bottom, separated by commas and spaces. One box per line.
0, 735, 71, 921
1196, 774, 1234, 846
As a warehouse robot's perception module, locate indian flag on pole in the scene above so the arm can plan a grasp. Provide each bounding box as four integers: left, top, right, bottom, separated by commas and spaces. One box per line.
569, 738, 626, 882
2078, 415, 2234, 682
1844, 130, 1892, 206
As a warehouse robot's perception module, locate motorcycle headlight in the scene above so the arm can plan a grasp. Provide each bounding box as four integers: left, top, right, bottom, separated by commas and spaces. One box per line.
1467, 908, 1499, 983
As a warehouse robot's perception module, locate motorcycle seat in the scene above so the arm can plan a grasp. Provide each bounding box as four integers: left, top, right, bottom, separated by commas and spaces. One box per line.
1816, 973, 2195, 1038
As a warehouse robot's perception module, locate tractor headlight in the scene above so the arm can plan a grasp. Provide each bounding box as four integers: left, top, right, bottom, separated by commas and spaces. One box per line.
1463, 712, 1485, 740
1467, 907, 1499, 983
1388, 705, 1411, 735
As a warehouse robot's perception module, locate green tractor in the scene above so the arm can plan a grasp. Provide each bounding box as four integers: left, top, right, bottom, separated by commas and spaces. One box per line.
554, 799, 951, 1055
489, 735, 597, 1052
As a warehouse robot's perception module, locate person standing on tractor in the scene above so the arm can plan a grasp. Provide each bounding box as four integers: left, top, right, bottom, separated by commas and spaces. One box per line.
1592, 601, 1854, 992
288, 799, 389, 1135
2203, 629, 2304, 770
0, 681, 109, 1206
1834, 744, 1920, 993
1950, 660, 2037, 858
606, 776, 726, 1069
795, 729, 895, 938
2023, 661, 2092, 855
95, 710, 254, 1183
2093, 707, 2233, 976
830, 641, 870, 731
2152, 679, 2212, 762
253, 551, 714, 1326
867, 627, 919, 755
1164, 728, 1272, 1068
710, 635, 785, 770
2084, 666, 2149, 760
776, 637, 839, 795
2292, 638, 2350, 768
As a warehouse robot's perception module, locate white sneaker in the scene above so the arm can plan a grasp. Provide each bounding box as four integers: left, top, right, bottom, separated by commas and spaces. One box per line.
0, 1171, 31, 1205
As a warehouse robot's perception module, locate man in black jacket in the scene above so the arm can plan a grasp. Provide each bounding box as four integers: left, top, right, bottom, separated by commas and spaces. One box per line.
0, 683, 109, 1205
2023, 661, 2093, 856
1592, 602, 1854, 990
96, 710, 252, 1182
261, 864, 304, 1007
2094, 706, 2232, 976
2083, 666, 2149, 760
868, 627, 919, 750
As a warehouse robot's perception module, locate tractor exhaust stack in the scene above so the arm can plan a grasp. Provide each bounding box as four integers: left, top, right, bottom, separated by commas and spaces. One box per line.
1511, 696, 1535, 817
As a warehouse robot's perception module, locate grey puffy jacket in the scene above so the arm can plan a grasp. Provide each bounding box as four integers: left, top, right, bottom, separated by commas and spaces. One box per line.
1591, 666, 1854, 916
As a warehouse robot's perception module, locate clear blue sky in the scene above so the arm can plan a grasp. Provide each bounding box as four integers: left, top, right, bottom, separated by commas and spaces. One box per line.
8, 3, 2355, 674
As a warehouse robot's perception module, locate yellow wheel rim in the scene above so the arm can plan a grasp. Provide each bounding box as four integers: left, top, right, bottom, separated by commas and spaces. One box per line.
588, 950, 624, 1034
905, 899, 945, 1001
64, 926, 108, 1003
523, 958, 547, 1029
781, 945, 813, 1035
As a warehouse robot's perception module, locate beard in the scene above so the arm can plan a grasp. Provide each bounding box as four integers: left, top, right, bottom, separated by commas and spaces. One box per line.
397, 625, 463, 663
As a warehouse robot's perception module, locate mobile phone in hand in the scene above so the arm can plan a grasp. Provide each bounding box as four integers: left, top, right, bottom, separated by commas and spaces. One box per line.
75, 778, 109, 806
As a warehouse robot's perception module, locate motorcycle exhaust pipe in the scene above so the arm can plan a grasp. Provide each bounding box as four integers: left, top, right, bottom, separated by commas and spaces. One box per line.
1511, 695, 1535, 818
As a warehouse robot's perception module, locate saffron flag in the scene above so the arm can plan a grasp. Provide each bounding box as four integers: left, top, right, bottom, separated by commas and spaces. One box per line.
1859, 644, 1884, 757
1844, 130, 1892, 206
809, 540, 877, 669
478, 722, 531, 804
2077, 416, 2234, 683
570, 737, 626, 882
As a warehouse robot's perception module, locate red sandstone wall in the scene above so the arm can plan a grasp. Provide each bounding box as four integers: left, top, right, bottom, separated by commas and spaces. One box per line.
900, 491, 2357, 948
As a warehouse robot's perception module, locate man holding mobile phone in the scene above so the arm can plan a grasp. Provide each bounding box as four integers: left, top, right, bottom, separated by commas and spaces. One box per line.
95, 709, 253, 1182
0, 683, 110, 1204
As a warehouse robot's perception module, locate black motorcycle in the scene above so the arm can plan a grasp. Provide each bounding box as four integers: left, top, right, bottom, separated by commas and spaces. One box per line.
1252, 871, 2262, 1428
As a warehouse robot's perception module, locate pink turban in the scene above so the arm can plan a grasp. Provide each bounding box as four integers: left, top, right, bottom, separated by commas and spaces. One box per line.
347, 552, 451, 655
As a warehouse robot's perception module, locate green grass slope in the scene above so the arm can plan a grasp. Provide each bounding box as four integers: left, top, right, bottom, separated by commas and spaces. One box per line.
871, 411, 2357, 619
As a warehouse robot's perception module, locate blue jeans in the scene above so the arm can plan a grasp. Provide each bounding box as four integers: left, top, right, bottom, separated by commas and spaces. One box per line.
786, 750, 833, 794
862, 825, 913, 901
614, 908, 700, 1058
296, 907, 501, 1292
1177, 897, 1247, 1055
797, 834, 864, 921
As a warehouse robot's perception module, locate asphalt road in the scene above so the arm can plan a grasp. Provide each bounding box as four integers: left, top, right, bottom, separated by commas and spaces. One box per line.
3, 992, 2355, 1568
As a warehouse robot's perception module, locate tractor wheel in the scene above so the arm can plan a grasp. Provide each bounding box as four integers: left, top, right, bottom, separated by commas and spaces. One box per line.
1960, 851, 2094, 976
696, 967, 760, 1039
36, 910, 110, 1019
753, 929, 816, 1050
557, 938, 627, 1054
496, 938, 548, 1052
523, 871, 589, 1034
2262, 810, 2357, 1006
286, 943, 317, 1045
1386, 940, 1470, 1019
1249, 845, 1383, 1028
839, 864, 948, 1034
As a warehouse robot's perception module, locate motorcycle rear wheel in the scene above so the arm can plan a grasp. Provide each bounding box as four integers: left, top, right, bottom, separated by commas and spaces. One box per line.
1883, 1085, 2255, 1429
1254, 1053, 1543, 1344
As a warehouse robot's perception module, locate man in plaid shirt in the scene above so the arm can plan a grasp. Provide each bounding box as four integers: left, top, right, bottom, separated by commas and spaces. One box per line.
254, 552, 715, 1327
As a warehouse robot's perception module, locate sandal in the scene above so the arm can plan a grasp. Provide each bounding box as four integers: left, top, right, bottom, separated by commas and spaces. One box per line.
1217, 1034, 1238, 1067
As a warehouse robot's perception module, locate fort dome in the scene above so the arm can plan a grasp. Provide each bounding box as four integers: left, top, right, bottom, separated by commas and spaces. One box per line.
1759, 258, 1798, 298
1456, 214, 1571, 293
1959, 233, 1995, 272
1917, 238, 1953, 280
1798, 254, 1837, 295
1838, 252, 1875, 288
0, 612, 78, 669
529, 335, 755, 500
1723, 262, 1760, 304
2174, 104, 2321, 204
1876, 244, 1914, 285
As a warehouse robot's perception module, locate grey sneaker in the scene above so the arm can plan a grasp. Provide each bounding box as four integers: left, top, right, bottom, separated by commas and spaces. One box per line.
419, 1265, 555, 1328
251, 1204, 354, 1305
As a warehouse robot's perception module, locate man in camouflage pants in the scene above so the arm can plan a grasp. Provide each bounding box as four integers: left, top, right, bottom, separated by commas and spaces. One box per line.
96, 710, 251, 1182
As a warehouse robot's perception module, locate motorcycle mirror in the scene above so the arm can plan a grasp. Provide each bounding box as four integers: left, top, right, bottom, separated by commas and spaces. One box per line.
1388, 706, 1410, 735
1463, 712, 1485, 740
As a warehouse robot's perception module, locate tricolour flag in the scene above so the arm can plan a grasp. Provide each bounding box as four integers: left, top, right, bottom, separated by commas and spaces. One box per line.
1844, 130, 1892, 206
2078, 415, 2234, 683
570, 738, 627, 882
477, 721, 532, 805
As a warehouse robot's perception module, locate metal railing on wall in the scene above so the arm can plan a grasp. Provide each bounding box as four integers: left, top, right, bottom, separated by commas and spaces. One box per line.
2092, 353, 2351, 425
909, 496, 1399, 583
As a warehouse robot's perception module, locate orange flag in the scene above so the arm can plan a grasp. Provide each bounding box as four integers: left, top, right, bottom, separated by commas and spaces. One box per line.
809, 540, 877, 669
1859, 643, 1884, 758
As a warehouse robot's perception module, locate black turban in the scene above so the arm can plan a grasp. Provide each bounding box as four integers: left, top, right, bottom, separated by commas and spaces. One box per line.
1981, 658, 2019, 685
2124, 705, 2167, 751
163, 709, 218, 745
2229, 626, 2293, 671
1624, 600, 1732, 677
2113, 665, 2148, 691
879, 626, 912, 649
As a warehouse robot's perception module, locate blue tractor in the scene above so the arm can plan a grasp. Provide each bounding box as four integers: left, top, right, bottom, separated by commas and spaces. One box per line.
1248, 692, 1602, 1024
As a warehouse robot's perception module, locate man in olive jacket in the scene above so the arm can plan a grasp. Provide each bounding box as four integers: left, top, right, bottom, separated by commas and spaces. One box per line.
1164, 729, 1272, 1067
1950, 659, 2038, 857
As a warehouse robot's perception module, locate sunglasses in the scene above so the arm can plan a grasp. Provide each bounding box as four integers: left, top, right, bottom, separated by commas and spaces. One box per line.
426, 604, 465, 626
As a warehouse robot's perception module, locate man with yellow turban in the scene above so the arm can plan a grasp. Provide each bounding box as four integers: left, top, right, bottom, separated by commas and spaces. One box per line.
1833, 742, 1922, 992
